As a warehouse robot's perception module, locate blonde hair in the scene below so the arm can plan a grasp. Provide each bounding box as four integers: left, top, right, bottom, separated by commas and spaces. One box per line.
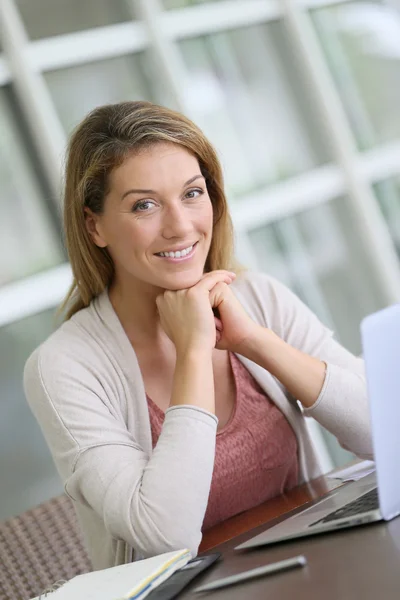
61, 101, 237, 319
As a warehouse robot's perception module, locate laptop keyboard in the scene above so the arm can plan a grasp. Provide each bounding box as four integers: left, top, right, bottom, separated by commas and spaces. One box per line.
309, 487, 379, 527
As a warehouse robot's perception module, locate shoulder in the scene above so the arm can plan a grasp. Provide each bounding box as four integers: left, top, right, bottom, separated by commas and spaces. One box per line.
231, 270, 330, 338
231, 270, 296, 325
232, 270, 290, 301
23, 301, 112, 406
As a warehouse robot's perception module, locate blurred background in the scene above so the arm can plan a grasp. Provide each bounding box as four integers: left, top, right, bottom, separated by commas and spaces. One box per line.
0, 0, 400, 521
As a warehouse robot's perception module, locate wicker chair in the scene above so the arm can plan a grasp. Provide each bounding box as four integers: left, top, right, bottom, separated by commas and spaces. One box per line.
0, 494, 92, 600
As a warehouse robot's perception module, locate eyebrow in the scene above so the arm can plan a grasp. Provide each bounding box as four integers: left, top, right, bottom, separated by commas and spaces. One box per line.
120, 174, 205, 201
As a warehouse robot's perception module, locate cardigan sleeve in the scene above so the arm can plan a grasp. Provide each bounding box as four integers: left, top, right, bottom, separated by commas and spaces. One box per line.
23, 341, 217, 560
239, 272, 373, 459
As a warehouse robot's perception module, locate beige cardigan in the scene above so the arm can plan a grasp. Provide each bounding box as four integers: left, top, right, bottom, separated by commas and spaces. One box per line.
24, 271, 372, 570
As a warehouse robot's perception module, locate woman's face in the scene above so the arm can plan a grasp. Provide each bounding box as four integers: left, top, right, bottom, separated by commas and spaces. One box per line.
86, 143, 214, 291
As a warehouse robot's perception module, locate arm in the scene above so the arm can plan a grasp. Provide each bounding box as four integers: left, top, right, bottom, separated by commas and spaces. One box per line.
241, 327, 326, 408
251, 275, 372, 458
213, 273, 372, 459
171, 349, 215, 413
24, 344, 217, 560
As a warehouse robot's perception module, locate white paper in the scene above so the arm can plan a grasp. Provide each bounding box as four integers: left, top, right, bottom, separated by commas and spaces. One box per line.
327, 460, 375, 482
29, 549, 191, 600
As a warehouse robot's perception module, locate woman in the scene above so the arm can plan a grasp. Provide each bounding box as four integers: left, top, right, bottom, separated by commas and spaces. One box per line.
24, 101, 372, 570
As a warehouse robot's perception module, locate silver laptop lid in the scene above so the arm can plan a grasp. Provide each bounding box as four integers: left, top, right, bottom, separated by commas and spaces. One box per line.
361, 303, 400, 521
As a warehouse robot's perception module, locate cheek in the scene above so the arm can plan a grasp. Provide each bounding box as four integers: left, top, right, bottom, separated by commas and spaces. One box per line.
199, 200, 213, 232
107, 219, 150, 256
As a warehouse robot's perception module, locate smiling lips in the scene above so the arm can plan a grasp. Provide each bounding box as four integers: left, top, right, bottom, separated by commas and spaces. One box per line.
156, 242, 197, 260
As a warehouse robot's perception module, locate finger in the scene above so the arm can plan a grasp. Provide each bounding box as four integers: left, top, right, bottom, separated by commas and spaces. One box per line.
195, 271, 236, 293
214, 316, 223, 332
201, 270, 236, 281
209, 281, 230, 308
200, 270, 235, 283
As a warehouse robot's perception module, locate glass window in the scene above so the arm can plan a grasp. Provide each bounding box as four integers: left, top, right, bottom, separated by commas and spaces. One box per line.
163, 0, 241, 7
247, 196, 387, 355
179, 22, 332, 201
322, 428, 354, 468
312, 0, 400, 150
0, 309, 62, 520
15, 0, 135, 40
0, 87, 64, 286
373, 177, 400, 257
44, 53, 169, 134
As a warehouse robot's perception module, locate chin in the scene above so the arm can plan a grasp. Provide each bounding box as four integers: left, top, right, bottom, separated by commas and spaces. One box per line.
158, 270, 204, 291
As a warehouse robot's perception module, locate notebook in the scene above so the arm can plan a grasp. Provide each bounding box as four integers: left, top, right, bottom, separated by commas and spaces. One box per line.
30, 549, 192, 600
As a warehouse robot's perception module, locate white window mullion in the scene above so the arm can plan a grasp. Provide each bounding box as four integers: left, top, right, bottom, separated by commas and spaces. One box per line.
136, 0, 189, 111
0, 264, 72, 328
360, 141, 400, 184
281, 0, 400, 304
0, 54, 10, 85
0, 1, 355, 83
231, 163, 346, 232
163, 0, 281, 40
29, 22, 148, 72
312, 8, 376, 150
302, 0, 352, 8
231, 141, 400, 233
0, 0, 66, 202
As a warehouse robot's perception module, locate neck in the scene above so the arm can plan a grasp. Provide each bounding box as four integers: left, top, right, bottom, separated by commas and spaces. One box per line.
108, 275, 165, 344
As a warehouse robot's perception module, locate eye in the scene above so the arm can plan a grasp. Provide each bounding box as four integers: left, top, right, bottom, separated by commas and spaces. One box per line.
132, 200, 156, 213
185, 188, 204, 200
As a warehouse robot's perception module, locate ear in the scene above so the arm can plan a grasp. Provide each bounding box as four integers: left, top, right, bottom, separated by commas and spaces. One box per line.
84, 207, 107, 248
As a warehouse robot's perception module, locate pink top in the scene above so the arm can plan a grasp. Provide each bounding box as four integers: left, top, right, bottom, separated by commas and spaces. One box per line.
146, 352, 298, 531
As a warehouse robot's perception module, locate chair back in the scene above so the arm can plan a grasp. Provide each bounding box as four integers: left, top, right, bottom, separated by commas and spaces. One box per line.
0, 494, 92, 600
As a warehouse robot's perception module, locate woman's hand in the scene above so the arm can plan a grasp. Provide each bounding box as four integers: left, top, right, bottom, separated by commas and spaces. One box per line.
209, 281, 261, 355
156, 271, 236, 356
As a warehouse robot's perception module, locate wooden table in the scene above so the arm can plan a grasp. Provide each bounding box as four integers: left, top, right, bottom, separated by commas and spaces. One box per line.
178, 471, 400, 599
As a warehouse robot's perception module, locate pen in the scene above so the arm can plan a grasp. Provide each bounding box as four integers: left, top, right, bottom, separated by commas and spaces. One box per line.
194, 554, 307, 592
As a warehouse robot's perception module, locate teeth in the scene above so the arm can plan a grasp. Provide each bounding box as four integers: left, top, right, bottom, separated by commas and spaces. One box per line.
159, 245, 193, 258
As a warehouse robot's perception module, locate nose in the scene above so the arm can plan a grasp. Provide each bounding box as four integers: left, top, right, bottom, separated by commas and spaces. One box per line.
161, 201, 193, 240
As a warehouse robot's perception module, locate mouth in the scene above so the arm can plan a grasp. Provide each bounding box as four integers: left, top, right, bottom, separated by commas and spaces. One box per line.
155, 242, 198, 262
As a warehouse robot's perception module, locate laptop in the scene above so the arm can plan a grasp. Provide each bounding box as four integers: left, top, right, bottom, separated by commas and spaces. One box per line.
235, 303, 400, 552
